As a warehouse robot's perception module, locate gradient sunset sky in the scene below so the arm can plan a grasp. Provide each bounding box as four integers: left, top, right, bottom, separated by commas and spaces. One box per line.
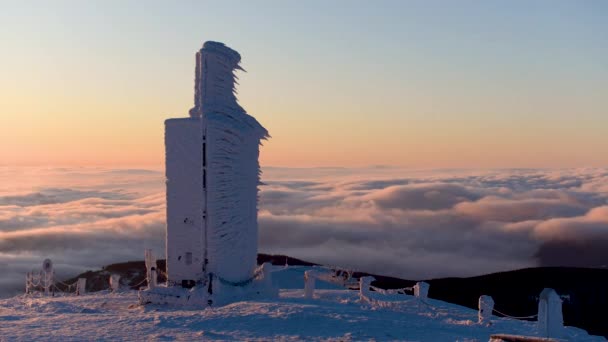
1, 0, 606, 168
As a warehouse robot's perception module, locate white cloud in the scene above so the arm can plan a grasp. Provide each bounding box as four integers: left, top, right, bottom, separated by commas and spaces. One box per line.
1, 166, 608, 297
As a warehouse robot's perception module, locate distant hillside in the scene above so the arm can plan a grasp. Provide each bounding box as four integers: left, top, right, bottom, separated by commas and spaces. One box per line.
61, 254, 608, 338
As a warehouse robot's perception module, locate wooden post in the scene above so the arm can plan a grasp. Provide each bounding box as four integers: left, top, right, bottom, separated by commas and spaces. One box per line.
478, 295, 494, 323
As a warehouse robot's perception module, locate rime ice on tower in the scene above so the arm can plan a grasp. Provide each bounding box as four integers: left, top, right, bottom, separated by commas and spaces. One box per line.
165, 117, 204, 285
165, 42, 268, 289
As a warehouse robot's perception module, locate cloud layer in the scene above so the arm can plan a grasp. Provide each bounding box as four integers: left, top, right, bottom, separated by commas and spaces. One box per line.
257, 167, 608, 279
1, 166, 608, 297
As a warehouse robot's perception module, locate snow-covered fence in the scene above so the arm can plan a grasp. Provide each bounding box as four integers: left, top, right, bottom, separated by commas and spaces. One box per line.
25, 272, 46, 294
357, 278, 561, 335
25, 259, 56, 296
27, 266, 81, 296
413, 282, 429, 299
359, 277, 416, 310
477, 288, 563, 336
54, 278, 80, 295
303, 267, 359, 299
369, 285, 413, 295
352, 277, 564, 336
359, 276, 375, 303
478, 295, 495, 324
25, 272, 40, 294
538, 288, 563, 338
360, 280, 545, 326
360, 279, 423, 306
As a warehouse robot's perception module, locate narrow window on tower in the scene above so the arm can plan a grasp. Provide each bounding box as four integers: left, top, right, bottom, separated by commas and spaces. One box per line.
203, 142, 206, 166
185, 252, 193, 265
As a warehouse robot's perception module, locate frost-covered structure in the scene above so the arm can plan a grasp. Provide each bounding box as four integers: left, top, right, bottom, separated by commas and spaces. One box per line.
142, 41, 269, 306
165, 117, 204, 284
190, 42, 268, 284
538, 288, 564, 338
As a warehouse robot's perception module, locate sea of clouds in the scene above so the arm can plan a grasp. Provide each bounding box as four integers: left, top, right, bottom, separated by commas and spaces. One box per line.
1, 166, 607, 297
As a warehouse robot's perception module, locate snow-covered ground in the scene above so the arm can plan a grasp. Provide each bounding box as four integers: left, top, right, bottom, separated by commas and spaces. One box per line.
0, 267, 603, 341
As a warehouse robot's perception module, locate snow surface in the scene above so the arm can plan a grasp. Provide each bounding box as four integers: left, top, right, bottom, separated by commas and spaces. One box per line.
1, 266, 603, 341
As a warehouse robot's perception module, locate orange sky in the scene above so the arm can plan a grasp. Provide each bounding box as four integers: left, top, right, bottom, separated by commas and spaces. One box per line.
1, 1, 606, 168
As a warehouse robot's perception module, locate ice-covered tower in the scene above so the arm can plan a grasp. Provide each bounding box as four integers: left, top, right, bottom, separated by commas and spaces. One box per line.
165, 41, 268, 287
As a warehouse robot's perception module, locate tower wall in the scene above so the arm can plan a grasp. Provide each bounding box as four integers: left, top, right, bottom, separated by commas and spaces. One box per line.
165, 117, 205, 284
205, 113, 263, 283
164, 41, 268, 286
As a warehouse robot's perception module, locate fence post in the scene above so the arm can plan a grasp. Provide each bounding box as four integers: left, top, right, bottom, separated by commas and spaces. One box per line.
148, 268, 157, 289
413, 281, 429, 299
25, 272, 30, 294
41, 259, 54, 297
77, 278, 87, 295
304, 270, 316, 299
478, 295, 494, 323
145, 249, 156, 287
43, 271, 51, 296
538, 288, 563, 338
359, 276, 375, 302
261, 262, 272, 289
110, 274, 121, 292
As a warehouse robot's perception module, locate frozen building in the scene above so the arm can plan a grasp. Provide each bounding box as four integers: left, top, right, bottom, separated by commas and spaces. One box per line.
164, 41, 268, 289
165, 117, 204, 286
